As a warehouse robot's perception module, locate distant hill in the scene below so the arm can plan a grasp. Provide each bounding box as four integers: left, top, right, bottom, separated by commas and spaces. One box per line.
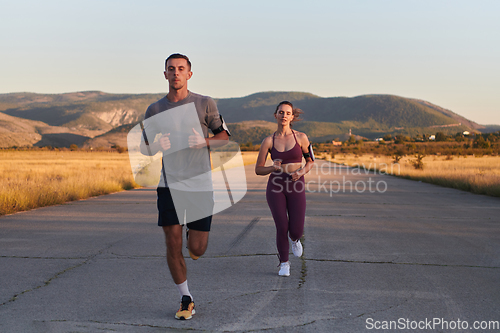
410, 99, 484, 131
216, 92, 480, 127
82, 123, 135, 148
214, 92, 318, 122
0, 111, 100, 148
217, 92, 485, 142
0, 91, 493, 147
481, 125, 500, 133
0, 91, 163, 129
0, 111, 45, 147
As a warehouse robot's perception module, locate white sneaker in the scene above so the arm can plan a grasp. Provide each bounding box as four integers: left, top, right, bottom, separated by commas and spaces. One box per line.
278, 261, 290, 276
289, 237, 303, 257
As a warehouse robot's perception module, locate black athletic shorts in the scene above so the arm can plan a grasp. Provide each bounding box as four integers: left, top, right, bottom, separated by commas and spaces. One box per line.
156, 187, 213, 232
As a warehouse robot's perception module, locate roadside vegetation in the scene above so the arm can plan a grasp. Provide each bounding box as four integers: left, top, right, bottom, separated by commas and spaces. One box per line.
324, 154, 500, 197
0, 147, 259, 216
238, 131, 500, 197
0, 149, 137, 216
312, 131, 500, 197
1, 130, 498, 216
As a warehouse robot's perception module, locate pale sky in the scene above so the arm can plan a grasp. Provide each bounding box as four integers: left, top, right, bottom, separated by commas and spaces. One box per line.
1, 0, 499, 125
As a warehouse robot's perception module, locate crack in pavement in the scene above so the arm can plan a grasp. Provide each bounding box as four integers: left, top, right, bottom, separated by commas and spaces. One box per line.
225, 217, 261, 255
1, 255, 88, 260
44, 319, 201, 332
213, 253, 275, 258
218, 277, 283, 332
12, 252, 495, 271
0, 243, 117, 307
307, 214, 494, 220
306, 258, 500, 269
207, 288, 280, 305
298, 235, 307, 289
308, 214, 367, 217
1, 253, 276, 261
46, 318, 328, 332
353, 299, 408, 320
227, 319, 320, 332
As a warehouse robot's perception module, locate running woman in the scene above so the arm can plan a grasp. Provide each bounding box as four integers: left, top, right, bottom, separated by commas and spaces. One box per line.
255, 101, 314, 276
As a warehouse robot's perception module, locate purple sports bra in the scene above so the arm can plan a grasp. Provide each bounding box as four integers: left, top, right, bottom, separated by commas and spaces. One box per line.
270, 131, 302, 164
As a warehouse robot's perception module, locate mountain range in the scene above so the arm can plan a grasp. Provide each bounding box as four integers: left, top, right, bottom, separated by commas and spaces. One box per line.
0, 91, 495, 148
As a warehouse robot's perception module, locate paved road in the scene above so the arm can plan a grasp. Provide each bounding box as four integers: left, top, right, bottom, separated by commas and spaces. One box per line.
1, 160, 499, 332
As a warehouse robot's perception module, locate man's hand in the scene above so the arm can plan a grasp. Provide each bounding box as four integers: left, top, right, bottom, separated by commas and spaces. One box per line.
188, 128, 206, 149
159, 133, 171, 151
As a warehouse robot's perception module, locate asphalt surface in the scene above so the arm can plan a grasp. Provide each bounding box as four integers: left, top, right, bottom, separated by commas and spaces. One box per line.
1, 160, 499, 332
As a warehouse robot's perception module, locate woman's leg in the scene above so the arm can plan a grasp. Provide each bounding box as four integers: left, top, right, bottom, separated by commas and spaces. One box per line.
266, 175, 290, 263
286, 177, 306, 242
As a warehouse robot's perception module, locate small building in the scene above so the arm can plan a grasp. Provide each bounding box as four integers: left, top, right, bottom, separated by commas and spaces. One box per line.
463, 131, 470, 136
332, 141, 342, 146
429, 135, 436, 140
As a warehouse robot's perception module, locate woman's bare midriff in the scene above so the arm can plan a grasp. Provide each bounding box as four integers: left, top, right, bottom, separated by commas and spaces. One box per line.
281, 162, 302, 174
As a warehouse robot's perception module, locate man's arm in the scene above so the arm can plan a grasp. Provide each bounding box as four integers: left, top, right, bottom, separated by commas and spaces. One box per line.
140, 133, 171, 156
205, 97, 231, 148
188, 128, 229, 149
206, 130, 229, 148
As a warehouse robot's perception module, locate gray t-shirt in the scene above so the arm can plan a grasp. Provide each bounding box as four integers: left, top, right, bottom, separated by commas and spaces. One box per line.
142, 91, 225, 190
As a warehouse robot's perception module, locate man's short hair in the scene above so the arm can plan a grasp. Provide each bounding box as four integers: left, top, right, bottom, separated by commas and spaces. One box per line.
165, 53, 191, 70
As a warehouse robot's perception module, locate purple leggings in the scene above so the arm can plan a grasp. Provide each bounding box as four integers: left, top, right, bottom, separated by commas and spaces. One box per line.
266, 172, 306, 262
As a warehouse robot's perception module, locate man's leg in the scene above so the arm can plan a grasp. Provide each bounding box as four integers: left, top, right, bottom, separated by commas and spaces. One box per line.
162, 225, 186, 284
162, 226, 208, 285
187, 229, 209, 257
163, 224, 197, 320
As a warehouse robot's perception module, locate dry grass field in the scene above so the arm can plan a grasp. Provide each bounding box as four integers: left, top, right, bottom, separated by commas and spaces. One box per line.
0, 150, 137, 216
0, 150, 260, 216
320, 153, 500, 197
241, 151, 259, 166
3, 149, 496, 217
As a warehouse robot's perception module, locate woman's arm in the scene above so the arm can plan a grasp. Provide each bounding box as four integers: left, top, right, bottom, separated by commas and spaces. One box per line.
290, 132, 315, 181
255, 136, 281, 175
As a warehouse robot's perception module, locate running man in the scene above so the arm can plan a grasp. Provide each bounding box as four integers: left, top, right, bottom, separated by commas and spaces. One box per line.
140, 54, 230, 319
